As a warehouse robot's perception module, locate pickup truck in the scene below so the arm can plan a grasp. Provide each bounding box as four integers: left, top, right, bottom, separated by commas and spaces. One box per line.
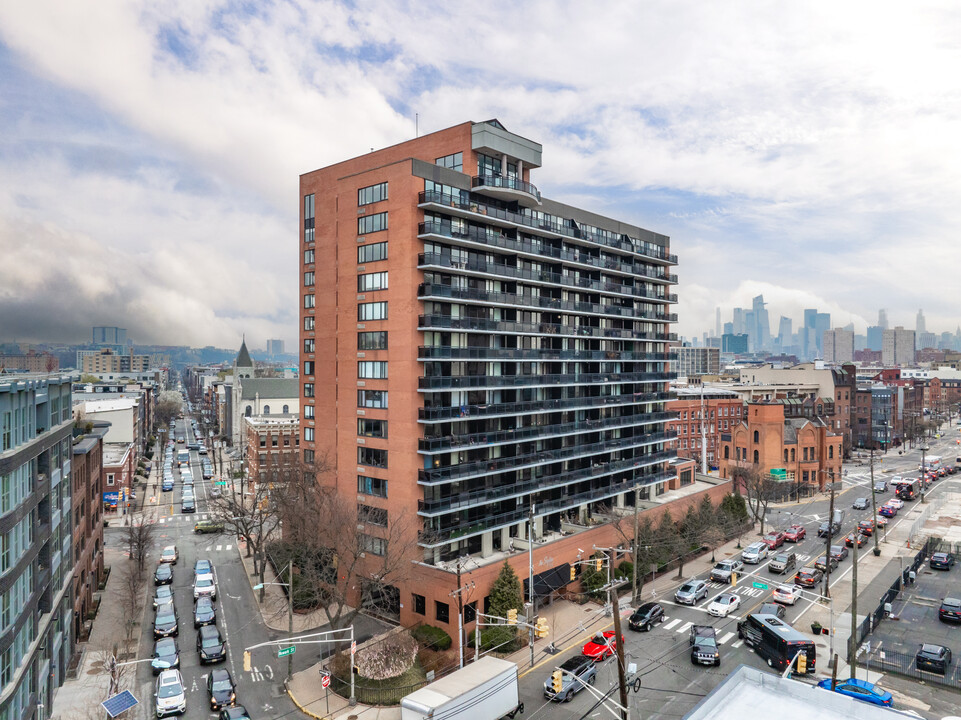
689, 625, 720, 667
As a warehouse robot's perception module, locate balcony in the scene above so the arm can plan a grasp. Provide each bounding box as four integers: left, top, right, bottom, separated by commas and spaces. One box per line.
471, 174, 541, 207
419, 410, 675, 452
418, 190, 678, 265
418, 370, 671, 391
418, 253, 678, 303
418, 222, 677, 284
418, 431, 674, 484
417, 283, 676, 323
418, 463, 675, 516
419, 390, 672, 422
418, 313, 676, 342
417, 346, 672, 363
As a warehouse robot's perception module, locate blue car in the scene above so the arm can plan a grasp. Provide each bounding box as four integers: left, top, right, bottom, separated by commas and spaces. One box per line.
162, 480, 174, 492
816, 677, 893, 707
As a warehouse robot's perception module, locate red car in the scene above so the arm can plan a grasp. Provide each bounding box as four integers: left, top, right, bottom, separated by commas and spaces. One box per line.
784, 525, 806, 542
582, 631, 624, 661
763, 531, 786, 549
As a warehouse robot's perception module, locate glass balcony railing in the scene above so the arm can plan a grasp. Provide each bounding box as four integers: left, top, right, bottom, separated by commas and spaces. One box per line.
418, 462, 675, 517
419, 190, 678, 265
418, 313, 677, 342
419, 221, 677, 283
472, 174, 541, 201
417, 283, 677, 323
418, 370, 672, 391
417, 346, 672, 362
418, 410, 677, 452
419, 390, 672, 422
419, 431, 674, 484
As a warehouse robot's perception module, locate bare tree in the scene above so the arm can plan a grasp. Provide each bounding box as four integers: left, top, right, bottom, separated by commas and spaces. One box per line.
155, 390, 183, 428
737, 466, 779, 536
121, 514, 157, 576
116, 563, 147, 653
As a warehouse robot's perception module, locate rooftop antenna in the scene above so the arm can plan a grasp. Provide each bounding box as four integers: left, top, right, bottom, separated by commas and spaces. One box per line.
416, 112, 419, 137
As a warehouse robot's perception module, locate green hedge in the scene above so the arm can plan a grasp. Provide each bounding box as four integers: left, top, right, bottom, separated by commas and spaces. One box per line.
412, 624, 452, 651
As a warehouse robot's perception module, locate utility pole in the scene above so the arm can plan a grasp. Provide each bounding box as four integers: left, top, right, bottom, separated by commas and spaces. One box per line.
287, 559, 294, 683
449, 558, 475, 668
869, 445, 880, 555
823, 476, 835, 598
601, 547, 629, 720
632, 487, 640, 605
920, 442, 929, 503
528, 500, 536, 669
848, 518, 859, 672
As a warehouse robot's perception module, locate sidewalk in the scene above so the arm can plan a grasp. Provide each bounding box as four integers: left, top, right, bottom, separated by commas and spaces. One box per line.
50, 544, 147, 719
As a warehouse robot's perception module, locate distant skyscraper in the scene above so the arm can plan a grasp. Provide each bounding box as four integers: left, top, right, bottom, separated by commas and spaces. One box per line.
882, 326, 915, 366
266, 339, 285, 356
732, 308, 746, 336
814, 313, 831, 357
723, 321, 734, 336
823, 329, 854, 363
722, 333, 749, 354
916, 309, 926, 334
777, 316, 792, 349
752, 295, 770, 351
802, 309, 817, 359
866, 325, 883, 351
92, 326, 127, 345
715, 307, 721, 338
878, 309, 889, 330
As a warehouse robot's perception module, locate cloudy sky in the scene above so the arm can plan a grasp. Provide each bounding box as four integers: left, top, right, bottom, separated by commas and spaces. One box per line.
1, 1, 960, 349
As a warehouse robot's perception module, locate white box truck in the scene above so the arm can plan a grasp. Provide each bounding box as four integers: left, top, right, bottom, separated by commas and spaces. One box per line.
400, 656, 523, 720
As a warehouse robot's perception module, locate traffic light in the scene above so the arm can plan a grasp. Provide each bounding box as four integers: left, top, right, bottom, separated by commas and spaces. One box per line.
797, 653, 807, 674
595, 557, 603, 572
570, 565, 576, 582
243, 651, 251, 672
551, 670, 563, 693
507, 608, 518, 625
535, 617, 550, 638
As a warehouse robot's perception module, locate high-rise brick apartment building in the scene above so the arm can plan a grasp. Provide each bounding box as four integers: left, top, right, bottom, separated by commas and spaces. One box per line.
299, 120, 677, 629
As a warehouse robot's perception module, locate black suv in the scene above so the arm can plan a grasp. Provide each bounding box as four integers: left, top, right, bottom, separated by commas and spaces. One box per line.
939, 597, 961, 624
197, 625, 227, 664
690, 625, 720, 666
628, 602, 665, 632
916, 644, 952, 674
931, 553, 955, 570
207, 668, 236, 710
543, 655, 596, 702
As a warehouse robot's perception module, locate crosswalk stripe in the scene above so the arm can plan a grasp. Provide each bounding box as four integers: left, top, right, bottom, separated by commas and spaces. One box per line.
216, 545, 223, 551
732, 640, 743, 648
676, 621, 693, 634
226, 545, 232, 551
718, 632, 734, 645
663, 618, 681, 630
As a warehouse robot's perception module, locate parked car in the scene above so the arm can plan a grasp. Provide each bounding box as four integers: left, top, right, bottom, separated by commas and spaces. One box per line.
708, 593, 741, 618
627, 602, 665, 632
197, 625, 227, 664
675, 580, 709, 605
154, 563, 173, 586
193, 573, 217, 601
757, 602, 786, 619
152, 637, 180, 675
814, 555, 839, 573
783, 525, 806, 542
153, 585, 174, 609
931, 552, 956, 570
773, 584, 801, 605
220, 706, 252, 720
160, 545, 178, 565
741, 542, 768, 564
582, 631, 623, 661
207, 668, 236, 711
155, 669, 187, 718
916, 643, 952, 674
194, 597, 217, 628
710, 559, 743, 583
852, 497, 868, 510
762, 531, 786, 550
829, 545, 849, 563
816, 678, 893, 707
887, 498, 904, 509
194, 559, 213, 576
939, 597, 961, 623
543, 654, 596, 702
875, 515, 889, 529
879, 505, 897, 518
194, 520, 225, 534
153, 602, 179, 639
794, 566, 823, 588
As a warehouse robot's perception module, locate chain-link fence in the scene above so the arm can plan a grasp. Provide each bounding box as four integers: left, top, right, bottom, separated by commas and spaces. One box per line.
860, 647, 961, 690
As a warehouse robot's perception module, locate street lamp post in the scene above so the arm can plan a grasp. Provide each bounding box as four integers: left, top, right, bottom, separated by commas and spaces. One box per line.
253, 559, 295, 682
920, 442, 930, 503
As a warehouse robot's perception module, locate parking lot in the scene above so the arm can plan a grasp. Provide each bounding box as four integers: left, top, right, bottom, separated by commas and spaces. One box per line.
862, 556, 961, 687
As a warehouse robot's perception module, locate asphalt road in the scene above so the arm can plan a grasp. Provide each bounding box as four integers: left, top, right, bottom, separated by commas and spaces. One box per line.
514, 429, 961, 720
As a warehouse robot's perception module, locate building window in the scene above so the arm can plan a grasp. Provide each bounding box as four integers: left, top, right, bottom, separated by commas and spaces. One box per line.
304, 361, 315, 375
357, 419, 387, 438
358, 390, 387, 409
358, 361, 387, 379
753, 430, 759, 443
357, 475, 387, 498
304, 405, 315, 419
304, 339, 315, 354
304, 427, 314, 442
435, 152, 463, 172
358, 182, 388, 206
303, 383, 315, 398
357, 242, 388, 264
360, 534, 386, 556
304, 271, 315, 287
357, 212, 387, 235
304, 294, 315, 309
412, 593, 426, 615
303, 449, 314, 464
259, 435, 267, 448
283, 404, 289, 414
790, 448, 795, 462
358, 504, 387, 527
435, 600, 450, 624
358, 332, 387, 351
106, 474, 114, 486
828, 446, 834, 459
304, 316, 315, 331
358, 302, 387, 321
304, 248, 315, 264
357, 447, 387, 468
263, 405, 271, 415
723, 446, 729, 459
358, 272, 388, 292
753, 450, 759, 463
245, 405, 252, 417
304, 194, 315, 243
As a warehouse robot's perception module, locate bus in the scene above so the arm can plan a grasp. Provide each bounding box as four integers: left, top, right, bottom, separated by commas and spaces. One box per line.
736, 613, 816, 673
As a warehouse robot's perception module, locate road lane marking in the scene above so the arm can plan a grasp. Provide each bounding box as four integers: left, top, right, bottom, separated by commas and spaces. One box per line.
732, 640, 743, 648
226, 544, 233, 551
676, 621, 692, 634
663, 618, 681, 630
718, 632, 735, 645
216, 545, 223, 551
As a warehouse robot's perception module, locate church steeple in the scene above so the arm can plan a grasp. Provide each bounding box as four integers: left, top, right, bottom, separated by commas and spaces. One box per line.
235, 335, 254, 377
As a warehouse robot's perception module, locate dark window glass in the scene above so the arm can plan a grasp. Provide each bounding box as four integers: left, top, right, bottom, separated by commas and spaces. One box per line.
358, 182, 388, 206
357, 331, 387, 350
357, 475, 387, 498
358, 212, 387, 235
435, 152, 463, 172
357, 419, 387, 438
357, 242, 388, 264
413, 593, 426, 615
357, 390, 387, 408
357, 447, 387, 468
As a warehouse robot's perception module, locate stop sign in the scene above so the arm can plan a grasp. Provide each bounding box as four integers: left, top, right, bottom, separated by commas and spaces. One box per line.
320, 671, 331, 689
